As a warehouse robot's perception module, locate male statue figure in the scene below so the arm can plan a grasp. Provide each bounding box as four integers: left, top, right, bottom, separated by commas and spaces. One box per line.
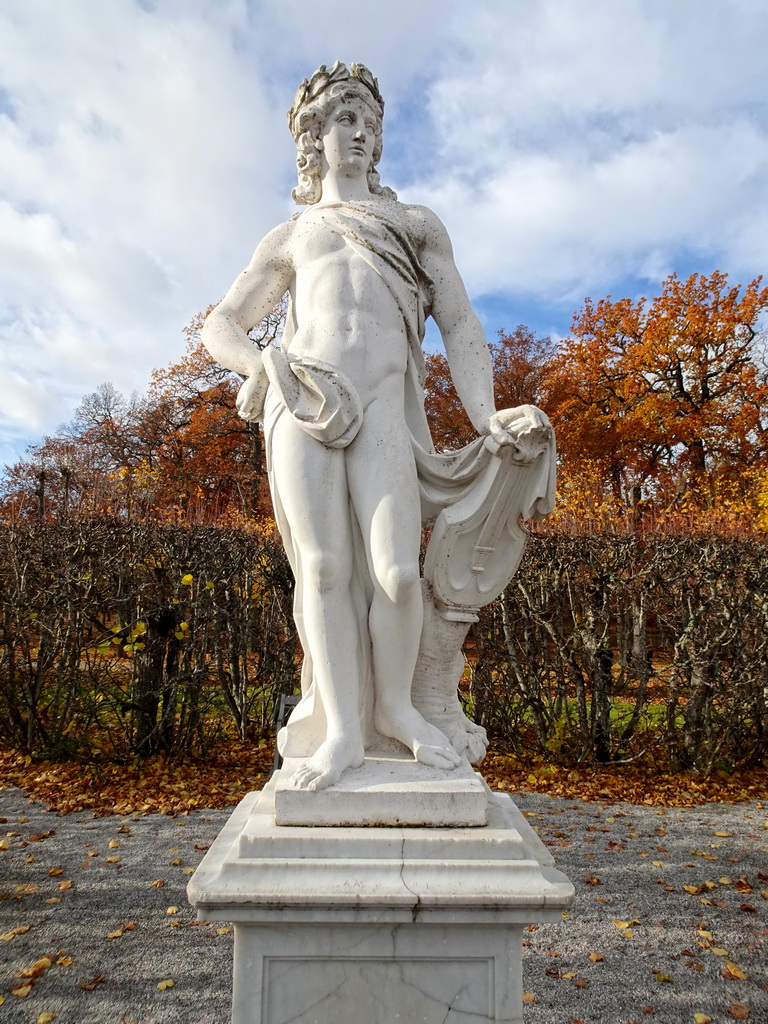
201, 62, 552, 792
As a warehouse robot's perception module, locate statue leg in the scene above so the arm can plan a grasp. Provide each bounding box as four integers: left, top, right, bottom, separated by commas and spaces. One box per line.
268, 412, 365, 790
346, 391, 461, 770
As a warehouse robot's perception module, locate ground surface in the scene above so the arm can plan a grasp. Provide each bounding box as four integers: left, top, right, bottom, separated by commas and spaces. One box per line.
0, 783, 766, 1024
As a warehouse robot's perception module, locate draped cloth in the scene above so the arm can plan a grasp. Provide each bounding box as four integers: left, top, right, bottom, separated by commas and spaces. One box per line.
260, 201, 555, 757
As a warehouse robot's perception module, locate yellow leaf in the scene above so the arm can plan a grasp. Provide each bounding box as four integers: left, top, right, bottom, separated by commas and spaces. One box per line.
718, 877, 733, 885
684, 885, 703, 894
612, 919, 640, 930
714, 832, 731, 837
562, 971, 577, 979
56, 956, 73, 966
655, 973, 673, 983
0, 838, 9, 850
108, 839, 120, 849
48, 868, 63, 876
37, 1014, 56, 1023
724, 961, 748, 980
589, 952, 604, 962
711, 947, 728, 956
182, 867, 195, 874
693, 1015, 712, 1024
166, 906, 178, 915
157, 978, 175, 991
169, 857, 182, 866
652, 861, 664, 867
704, 881, 718, 890
522, 992, 536, 1003
760, 890, 768, 900
11, 984, 32, 998
59, 880, 72, 891
181, 574, 193, 585
151, 879, 165, 888
698, 929, 713, 940
105, 857, 120, 864
216, 927, 232, 935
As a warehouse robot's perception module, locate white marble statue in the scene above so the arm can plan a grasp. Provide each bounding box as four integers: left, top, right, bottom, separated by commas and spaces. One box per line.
201, 62, 555, 793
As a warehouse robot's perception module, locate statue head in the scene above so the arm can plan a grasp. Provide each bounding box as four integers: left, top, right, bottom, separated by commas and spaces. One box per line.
287, 61, 397, 205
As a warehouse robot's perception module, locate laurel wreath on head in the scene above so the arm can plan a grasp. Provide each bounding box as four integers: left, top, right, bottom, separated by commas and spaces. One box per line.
287, 61, 384, 139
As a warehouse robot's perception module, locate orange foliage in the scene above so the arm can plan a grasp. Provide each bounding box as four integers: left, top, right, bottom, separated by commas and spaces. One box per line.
1, 303, 286, 524
547, 271, 768, 519
3, 274, 766, 535
425, 325, 555, 450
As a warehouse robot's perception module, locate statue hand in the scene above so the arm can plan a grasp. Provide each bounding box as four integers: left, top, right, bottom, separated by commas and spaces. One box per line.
483, 405, 553, 462
235, 358, 268, 422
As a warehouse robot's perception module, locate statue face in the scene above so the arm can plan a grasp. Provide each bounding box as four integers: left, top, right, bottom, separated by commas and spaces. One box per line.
319, 96, 378, 181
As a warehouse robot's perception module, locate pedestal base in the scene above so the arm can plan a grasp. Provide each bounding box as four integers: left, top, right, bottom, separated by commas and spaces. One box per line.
275, 752, 488, 827
188, 774, 574, 1024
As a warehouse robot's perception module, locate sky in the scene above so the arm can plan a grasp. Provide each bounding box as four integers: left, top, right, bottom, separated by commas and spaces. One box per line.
1, 0, 767, 469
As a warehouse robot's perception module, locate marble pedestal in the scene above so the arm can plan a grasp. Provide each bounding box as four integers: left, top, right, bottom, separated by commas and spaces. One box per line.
188, 772, 574, 1024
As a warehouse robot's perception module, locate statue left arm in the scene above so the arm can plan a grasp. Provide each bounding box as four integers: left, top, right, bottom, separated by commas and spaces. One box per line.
415, 206, 502, 438
416, 206, 552, 451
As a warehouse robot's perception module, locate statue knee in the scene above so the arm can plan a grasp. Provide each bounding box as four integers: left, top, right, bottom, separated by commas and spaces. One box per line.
380, 562, 420, 604
303, 551, 352, 594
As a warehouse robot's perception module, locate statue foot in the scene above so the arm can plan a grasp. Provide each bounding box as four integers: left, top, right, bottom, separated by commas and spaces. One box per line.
375, 706, 462, 770
288, 736, 365, 792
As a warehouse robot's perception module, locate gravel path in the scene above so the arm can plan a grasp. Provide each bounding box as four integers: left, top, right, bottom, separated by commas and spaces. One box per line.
1, 785, 766, 1023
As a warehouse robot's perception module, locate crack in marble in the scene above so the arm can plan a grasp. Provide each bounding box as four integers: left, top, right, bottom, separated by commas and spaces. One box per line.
398, 834, 422, 922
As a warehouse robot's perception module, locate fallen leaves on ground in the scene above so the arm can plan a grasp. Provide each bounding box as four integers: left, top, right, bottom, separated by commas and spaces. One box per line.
728, 1004, 750, 1019
481, 735, 768, 808
78, 974, 105, 991
2, 734, 768, 814
0, 740, 273, 816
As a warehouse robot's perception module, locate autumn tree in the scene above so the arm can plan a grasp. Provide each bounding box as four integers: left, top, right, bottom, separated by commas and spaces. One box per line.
0, 301, 286, 523
548, 271, 768, 514
425, 325, 555, 451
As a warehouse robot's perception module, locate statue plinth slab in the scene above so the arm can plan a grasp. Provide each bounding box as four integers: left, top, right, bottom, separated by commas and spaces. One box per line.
188, 776, 574, 1024
274, 751, 488, 827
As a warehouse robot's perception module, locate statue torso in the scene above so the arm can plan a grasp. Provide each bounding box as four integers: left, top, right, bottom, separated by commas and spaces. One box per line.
282, 199, 427, 406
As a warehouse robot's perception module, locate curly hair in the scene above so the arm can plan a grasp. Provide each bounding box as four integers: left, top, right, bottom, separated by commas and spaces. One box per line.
287, 62, 397, 206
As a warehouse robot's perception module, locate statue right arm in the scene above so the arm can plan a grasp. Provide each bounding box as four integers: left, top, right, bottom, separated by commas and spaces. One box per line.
201, 222, 295, 377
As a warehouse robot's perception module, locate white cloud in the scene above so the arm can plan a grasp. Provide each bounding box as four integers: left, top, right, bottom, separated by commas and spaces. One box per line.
410, 1, 768, 295
1, 0, 767, 465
